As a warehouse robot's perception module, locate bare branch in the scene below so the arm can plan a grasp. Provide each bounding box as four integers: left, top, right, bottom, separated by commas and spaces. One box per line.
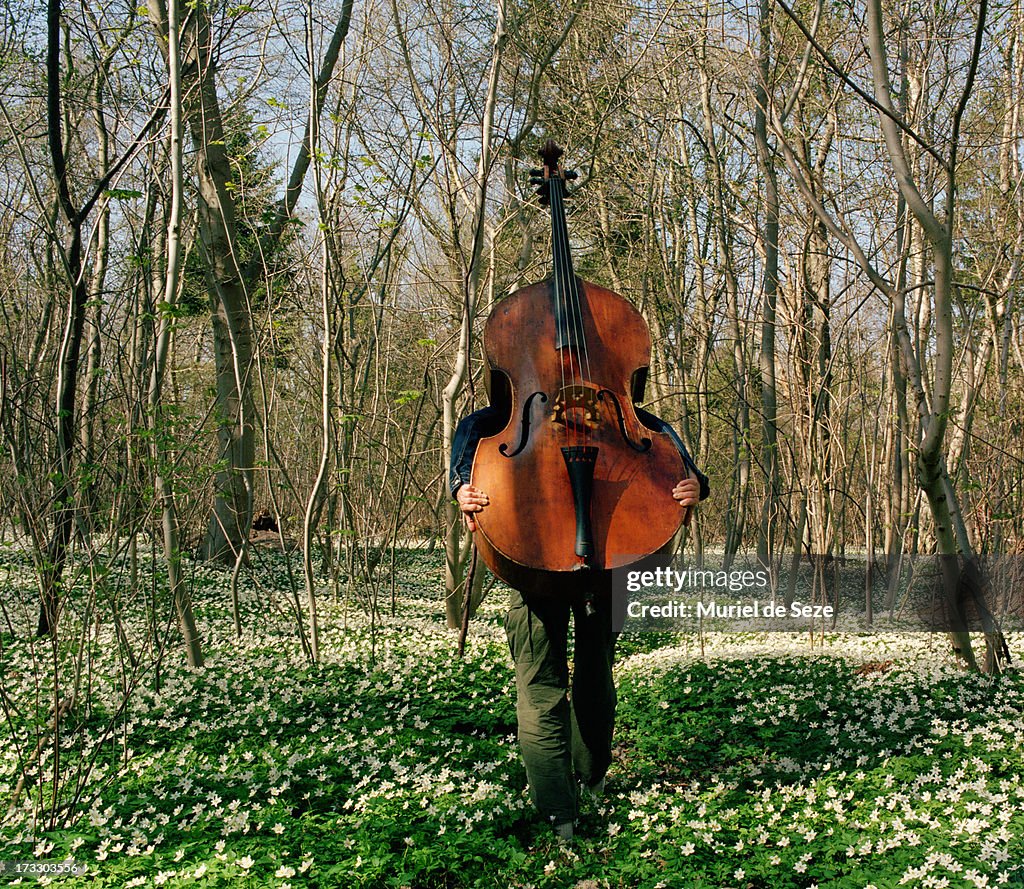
865, 0, 945, 244
774, 0, 945, 167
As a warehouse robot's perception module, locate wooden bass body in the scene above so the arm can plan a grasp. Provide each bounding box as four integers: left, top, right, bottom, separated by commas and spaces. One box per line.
470, 277, 684, 597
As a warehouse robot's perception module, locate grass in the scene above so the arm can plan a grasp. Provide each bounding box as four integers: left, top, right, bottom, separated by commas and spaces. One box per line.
1, 543, 1022, 888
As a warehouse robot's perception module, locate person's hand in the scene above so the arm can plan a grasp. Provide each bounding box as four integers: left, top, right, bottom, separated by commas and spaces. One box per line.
672, 477, 700, 508
456, 484, 489, 532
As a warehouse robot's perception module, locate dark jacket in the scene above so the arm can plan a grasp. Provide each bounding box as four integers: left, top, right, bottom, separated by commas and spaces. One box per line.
449, 405, 710, 500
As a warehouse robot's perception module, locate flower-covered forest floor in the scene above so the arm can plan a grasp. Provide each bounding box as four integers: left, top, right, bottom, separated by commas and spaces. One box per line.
1, 545, 1023, 889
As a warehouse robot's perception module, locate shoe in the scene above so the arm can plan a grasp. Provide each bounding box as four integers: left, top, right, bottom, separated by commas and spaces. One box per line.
553, 821, 574, 841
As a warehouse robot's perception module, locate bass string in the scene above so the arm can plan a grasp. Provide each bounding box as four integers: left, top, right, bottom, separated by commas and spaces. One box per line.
549, 169, 570, 448
551, 170, 593, 450
565, 180, 593, 449
550, 172, 574, 448
554, 166, 596, 573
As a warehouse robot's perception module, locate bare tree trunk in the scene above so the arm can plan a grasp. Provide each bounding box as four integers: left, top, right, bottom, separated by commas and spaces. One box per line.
440, 0, 507, 628
695, 42, 748, 564
39, 0, 95, 635
183, 12, 255, 564
149, 0, 203, 667
754, 0, 780, 566
767, 0, 1009, 671
676, 119, 716, 562
300, 1, 333, 662
885, 257, 912, 610
151, 0, 355, 566
79, 107, 109, 528
866, 0, 1002, 670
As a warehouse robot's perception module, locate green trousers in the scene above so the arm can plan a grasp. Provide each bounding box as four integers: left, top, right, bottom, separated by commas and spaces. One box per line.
504, 586, 617, 823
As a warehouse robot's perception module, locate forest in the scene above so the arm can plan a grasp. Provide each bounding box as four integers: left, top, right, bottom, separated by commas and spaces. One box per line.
1, 0, 1023, 885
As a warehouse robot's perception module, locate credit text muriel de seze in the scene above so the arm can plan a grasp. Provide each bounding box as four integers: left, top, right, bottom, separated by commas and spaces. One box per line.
622, 565, 835, 621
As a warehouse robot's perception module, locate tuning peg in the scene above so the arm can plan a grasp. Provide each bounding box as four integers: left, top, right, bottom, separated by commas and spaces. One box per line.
530, 168, 544, 177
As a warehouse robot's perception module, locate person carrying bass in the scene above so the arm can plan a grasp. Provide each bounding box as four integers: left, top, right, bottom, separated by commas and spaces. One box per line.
450, 142, 710, 840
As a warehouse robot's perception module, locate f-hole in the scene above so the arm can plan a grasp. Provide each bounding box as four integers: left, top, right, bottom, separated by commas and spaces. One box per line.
597, 390, 652, 452
500, 391, 548, 458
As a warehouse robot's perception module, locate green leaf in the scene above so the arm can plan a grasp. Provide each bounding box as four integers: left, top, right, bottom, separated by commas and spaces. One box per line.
394, 389, 422, 405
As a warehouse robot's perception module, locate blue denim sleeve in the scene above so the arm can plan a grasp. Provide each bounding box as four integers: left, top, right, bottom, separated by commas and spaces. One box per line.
634, 407, 711, 501
449, 406, 504, 497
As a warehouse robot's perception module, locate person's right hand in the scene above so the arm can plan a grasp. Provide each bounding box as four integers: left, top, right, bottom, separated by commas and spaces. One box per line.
456, 484, 489, 532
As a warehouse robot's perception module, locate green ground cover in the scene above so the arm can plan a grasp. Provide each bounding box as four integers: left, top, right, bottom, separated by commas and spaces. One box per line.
1, 544, 1022, 888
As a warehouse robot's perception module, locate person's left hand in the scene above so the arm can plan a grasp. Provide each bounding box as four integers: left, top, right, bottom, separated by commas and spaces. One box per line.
456, 483, 489, 532
672, 477, 700, 508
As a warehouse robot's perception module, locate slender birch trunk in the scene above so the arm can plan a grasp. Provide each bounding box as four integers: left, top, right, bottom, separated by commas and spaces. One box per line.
442, 0, 507, 628
866, 0, 1006, 670
149, 0, 203, 667
301, 0, 332, 662
754, 0, 780, 566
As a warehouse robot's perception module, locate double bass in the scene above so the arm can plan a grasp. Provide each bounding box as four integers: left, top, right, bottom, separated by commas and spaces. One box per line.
470, 141, 688, 603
